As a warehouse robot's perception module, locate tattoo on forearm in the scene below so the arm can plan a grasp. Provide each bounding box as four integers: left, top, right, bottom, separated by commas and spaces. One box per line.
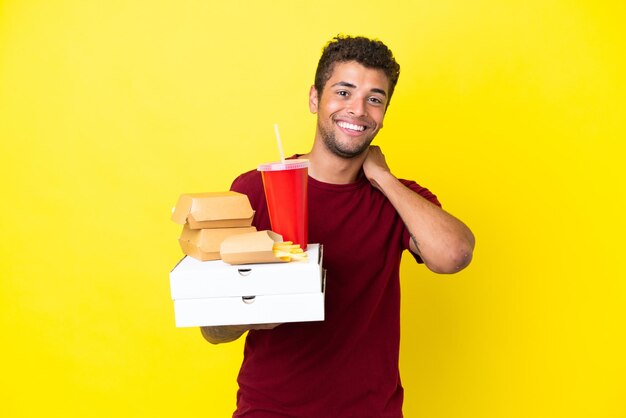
201, 325, 245, 343
410, 232, 420, 253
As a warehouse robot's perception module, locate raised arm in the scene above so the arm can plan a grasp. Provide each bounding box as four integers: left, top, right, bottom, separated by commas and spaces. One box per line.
362, 146, 475, 274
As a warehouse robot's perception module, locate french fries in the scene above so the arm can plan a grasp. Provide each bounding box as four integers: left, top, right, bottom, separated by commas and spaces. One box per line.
272, 241, 308, 262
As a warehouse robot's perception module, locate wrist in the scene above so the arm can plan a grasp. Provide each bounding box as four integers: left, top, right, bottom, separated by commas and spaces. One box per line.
371, 169, 395, 187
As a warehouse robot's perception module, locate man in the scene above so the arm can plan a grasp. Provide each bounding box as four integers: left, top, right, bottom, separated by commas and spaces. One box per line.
202, 35, 475, 417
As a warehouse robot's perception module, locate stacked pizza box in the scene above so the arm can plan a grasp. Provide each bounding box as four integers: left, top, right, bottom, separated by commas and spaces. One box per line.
169, 192, 325, 328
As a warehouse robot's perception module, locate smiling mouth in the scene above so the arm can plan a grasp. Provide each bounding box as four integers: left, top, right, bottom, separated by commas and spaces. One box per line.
336, 121, 366, 132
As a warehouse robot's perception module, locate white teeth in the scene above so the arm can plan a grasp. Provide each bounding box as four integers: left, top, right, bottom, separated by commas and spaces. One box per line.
337, 121, 365, 131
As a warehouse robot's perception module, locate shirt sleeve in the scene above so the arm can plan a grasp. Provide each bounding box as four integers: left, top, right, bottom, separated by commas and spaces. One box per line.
230, 169, 271, 231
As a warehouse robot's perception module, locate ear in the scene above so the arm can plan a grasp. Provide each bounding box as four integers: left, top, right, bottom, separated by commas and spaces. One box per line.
309, 85, 319, 114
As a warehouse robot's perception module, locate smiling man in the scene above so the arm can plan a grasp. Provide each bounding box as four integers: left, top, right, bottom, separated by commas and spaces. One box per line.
201, 35, 475, 417
311, 62, 387, 159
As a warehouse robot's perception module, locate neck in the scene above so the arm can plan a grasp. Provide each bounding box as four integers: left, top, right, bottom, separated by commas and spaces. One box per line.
300, 139, 367, 184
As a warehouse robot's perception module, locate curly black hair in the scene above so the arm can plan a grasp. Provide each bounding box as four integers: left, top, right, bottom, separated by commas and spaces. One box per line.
314, 35, 401, 107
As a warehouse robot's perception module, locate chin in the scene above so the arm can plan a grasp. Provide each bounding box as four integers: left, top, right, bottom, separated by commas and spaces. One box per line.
324, 139, 371, 160
328, 144, 369, 159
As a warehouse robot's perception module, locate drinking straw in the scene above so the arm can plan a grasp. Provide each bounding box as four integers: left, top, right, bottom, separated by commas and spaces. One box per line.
274, 123, 286, 164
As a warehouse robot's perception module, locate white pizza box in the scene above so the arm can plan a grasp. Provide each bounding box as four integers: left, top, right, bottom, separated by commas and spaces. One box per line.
170, 244, 323, 300
172, 272, 325, 327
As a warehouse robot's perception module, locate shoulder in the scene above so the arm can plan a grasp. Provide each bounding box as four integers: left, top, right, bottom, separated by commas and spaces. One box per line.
230, 169, 267, 215
231, 169, 263, 195
399, 178, 442, 208
230, 169, 270, 228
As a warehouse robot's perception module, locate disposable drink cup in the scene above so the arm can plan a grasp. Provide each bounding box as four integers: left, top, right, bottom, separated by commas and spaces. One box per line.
257, 159, 309, 250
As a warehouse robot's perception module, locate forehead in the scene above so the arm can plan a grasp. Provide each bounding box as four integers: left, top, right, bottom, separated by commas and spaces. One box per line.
325, 61, 390, 94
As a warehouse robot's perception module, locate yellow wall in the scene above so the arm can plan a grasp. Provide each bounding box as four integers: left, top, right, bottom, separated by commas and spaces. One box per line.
1, 1, 624, 417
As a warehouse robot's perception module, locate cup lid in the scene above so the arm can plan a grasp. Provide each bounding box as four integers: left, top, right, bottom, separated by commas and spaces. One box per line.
257, 159, 309, 171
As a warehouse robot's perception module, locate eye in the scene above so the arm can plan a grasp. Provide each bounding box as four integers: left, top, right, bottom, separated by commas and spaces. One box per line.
337, 90, 349, 97
368, 97, 383, 105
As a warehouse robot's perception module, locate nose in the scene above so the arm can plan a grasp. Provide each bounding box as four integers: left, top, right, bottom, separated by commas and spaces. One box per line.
347, 97, 367, 117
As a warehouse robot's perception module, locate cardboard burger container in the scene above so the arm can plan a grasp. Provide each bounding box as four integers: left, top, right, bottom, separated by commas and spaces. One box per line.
178, 224, 257, 261
220, 230, 287, 265
171, 191, 254, 229
169, 242, 325, 327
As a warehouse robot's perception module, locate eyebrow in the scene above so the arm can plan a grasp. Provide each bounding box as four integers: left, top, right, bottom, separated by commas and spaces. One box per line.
331, 81, 387, 97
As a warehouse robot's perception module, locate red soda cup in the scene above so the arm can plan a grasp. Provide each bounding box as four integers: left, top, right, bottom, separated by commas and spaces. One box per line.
257, 159, 309, 250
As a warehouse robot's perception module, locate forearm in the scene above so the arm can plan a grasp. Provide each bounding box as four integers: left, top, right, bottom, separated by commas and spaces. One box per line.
200, 325, 248, 344
200, 323, 281, 344
375, 171, 475, 274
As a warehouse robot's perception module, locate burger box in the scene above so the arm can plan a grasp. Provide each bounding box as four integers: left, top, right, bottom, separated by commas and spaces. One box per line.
169, 244, 325, 327
171, 191, 254, 229
220, 229, 293, 265
178, 224, 257, 261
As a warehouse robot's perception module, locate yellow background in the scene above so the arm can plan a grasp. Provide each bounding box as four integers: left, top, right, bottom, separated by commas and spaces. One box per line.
1, 0, 625, 417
